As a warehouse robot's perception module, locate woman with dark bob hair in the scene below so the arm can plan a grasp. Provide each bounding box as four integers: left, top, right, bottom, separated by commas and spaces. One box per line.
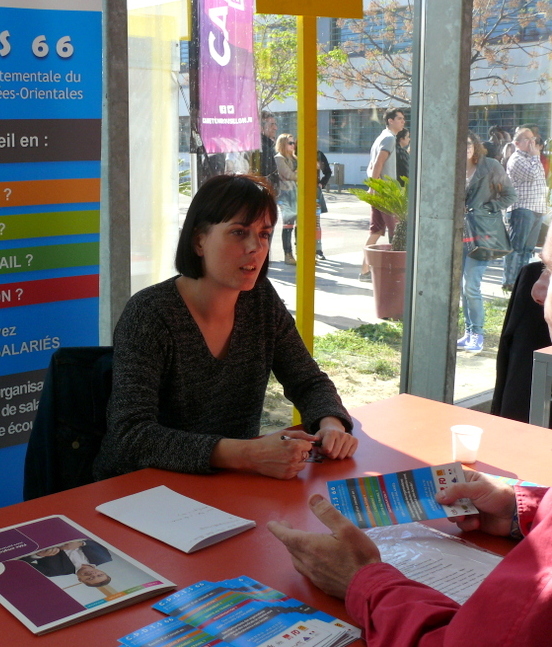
94, 174, 357, 481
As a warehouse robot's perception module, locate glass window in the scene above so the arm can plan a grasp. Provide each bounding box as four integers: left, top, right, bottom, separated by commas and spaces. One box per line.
455, 0, 551, 405
328, 108, 410, 153
125, 0, 551, 427
330, 9, 411, 53
275, 112, 298, 138
127, 3, 183, 294
179, 116, 190, 153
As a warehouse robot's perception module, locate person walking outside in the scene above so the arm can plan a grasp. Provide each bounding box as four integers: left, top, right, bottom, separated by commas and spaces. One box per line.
260, 111, 279, 191
275, 133, 298, 265
359, 108, 406, 282
458, 132, 516, 353
396, 128, 410, 185
316, 150, 332, 261
502, 127, 548, 291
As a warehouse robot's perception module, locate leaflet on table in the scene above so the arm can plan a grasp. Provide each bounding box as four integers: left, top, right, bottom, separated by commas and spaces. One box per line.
119, 616, 233, 647
327, 462, 478, 528
218, 575, 289, 602
365, 522, 503, 604
118, 577, 360, 647
119, 617, 342, 647
0, 515, 175, 635
96, 485, 256, 553
255, 619, 344, 647
154, 579, 356, 647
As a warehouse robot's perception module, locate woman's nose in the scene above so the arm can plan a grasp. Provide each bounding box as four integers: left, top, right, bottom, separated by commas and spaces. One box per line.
247, 233, 264, 251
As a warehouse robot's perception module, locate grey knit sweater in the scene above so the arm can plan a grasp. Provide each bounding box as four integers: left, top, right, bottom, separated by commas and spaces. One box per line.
93, 277, 352, 479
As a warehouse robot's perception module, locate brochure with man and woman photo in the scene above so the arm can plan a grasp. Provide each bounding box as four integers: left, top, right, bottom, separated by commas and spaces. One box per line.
0, 515, 174, 634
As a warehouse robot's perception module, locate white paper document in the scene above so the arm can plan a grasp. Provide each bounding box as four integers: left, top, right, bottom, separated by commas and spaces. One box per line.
366, 522, 503, 604
96, 485, 256, 553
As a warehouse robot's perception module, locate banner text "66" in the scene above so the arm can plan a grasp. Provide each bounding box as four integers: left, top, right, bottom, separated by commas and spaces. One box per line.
0, 31, 74, 59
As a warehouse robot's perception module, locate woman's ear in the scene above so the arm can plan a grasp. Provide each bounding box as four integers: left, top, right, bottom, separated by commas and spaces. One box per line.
193, 231, 205, 257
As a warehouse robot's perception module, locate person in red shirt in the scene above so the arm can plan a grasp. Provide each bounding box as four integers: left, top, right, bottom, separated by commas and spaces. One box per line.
268, 471, 552, 646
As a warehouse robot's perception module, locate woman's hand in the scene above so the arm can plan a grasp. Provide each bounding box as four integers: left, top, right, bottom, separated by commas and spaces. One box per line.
211, 432, 314, 480
268, 494, 381, 599
313, 417, 358, 459
436, 470, 516, 536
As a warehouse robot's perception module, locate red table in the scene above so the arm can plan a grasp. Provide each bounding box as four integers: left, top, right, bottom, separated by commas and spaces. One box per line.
2, 394, 551, 645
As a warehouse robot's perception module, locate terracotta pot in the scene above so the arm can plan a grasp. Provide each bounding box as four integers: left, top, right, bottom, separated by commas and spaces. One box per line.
365, 244, 406, 319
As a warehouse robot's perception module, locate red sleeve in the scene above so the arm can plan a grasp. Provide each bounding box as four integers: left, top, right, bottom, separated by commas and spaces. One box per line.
346, 488, 552, 647
345, 563, 459, 647
515, 486, 548, 536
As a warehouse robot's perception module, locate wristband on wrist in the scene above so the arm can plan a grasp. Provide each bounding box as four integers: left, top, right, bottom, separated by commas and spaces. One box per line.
510, 506, 524, 540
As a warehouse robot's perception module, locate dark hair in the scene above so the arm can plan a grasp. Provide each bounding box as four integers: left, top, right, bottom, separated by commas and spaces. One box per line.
482, 140, 499, 160
175, 174, 278, 280
384, 108, 405, 125
488, 125, 509, 143
396, 128, 409, 142
467, 130, 485, 164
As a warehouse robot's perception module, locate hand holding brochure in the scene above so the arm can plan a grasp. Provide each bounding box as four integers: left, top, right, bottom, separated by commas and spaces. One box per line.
96, 486, 256, 553
328, 462, 478, 528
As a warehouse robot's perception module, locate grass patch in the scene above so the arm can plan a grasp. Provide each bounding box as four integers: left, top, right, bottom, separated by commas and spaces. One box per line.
262, 301, 508, 432
314, 322, 403, 379
354, 321, 404, 344
262, 322, 404, 432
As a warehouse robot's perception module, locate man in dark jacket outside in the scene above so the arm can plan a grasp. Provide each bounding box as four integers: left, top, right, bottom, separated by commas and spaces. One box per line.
260, 111, 279, 192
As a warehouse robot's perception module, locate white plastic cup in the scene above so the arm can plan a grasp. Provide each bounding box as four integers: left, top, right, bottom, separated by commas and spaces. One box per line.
451, 425, 483, 464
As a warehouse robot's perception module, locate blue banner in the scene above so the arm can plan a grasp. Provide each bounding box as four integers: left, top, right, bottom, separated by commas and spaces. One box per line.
0, 1, 102, 506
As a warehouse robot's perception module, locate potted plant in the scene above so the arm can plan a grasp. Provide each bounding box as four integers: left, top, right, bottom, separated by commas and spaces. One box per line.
350, 177, 408, 319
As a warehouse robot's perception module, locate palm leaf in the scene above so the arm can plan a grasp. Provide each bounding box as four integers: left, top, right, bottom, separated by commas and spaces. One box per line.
350, 176, 408, 222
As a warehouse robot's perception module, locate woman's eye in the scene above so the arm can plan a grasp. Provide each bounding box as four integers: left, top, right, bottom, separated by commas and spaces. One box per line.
231, 229, 245, 236
261, 231, 272, 239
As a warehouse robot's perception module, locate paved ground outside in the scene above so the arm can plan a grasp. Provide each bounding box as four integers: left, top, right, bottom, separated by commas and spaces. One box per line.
180, 187, 523, 404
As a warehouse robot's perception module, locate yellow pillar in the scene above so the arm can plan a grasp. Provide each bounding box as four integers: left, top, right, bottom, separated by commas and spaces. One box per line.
296, 14, 318, 356
255, 0, 361, 349
255, 0, 362, 424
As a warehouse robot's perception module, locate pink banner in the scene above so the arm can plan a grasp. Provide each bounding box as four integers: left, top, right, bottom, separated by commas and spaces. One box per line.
199, 0, 260, 153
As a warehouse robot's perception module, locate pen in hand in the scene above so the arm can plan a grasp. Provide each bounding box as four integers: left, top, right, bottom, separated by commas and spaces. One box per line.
280, 435, 322, 447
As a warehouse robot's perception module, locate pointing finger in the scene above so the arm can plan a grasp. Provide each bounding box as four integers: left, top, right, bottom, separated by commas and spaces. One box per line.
267, 519, 298, 544
308, 494, 352, 534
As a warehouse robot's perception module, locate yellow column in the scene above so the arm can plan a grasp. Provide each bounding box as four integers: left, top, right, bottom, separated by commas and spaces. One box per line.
296, 14, 318, 355
255, 0, 362, 424
255, 0, 361, 352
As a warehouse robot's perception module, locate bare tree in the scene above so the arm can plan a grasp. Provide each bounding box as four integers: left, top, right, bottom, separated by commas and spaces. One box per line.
317, 0, 551, 106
